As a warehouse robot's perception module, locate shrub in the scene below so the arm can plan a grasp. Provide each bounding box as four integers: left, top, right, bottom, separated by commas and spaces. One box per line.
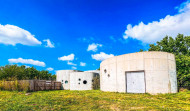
0, 80, 29, 92
18, 80, 30, 92
92, 76, 100, 90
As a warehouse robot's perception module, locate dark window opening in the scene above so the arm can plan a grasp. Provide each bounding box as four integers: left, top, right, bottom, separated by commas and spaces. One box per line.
108, 74, 110, 77
62, 80, 63, 82
65, 80, 68, 84
78, 83, 80, 85
104, 69, 107, 73
79, 78, 81, 81
83, 80, 87, 84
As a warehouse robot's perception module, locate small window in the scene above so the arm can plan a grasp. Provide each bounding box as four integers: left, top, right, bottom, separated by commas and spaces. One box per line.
65, 80, 68, 84
83, 80, 87, 84
108, 74, 110, 77
62, 80, 63, 82
104, 69, 107, 73
78, 83, 80, 85
78, 78, 81, 81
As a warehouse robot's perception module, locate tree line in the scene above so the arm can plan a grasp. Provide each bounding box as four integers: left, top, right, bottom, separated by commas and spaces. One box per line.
141, 34, 190, 88
0, 64, 56, 80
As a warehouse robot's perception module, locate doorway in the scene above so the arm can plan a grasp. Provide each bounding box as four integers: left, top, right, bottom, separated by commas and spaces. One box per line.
126, 71, 145, 93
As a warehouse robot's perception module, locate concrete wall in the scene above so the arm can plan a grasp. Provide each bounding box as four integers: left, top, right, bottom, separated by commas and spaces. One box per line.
56, 70, 99, 90
100, 51, 177, 94
85, 70, 100, 74
56, 70, 77, 90
70, 72, 96, 90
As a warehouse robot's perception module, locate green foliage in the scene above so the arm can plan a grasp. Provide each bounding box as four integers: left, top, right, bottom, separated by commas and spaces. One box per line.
148, 34, 190, 88
0, 80, 29, 92
0, 90, 189, 110
139, 49, 144, 52
0, 64, 55, 80
176, 55, 190, 87
92, 76, 100, 90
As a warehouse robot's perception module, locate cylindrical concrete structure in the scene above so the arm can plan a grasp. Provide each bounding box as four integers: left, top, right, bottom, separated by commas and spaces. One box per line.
100, 51, 177, 94
56, 70, 78, 90
56, 70, 99, 90
70, 72, 98, 90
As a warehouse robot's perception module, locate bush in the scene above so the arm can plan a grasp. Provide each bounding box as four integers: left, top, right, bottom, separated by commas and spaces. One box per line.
92, 76, 100, 90
0, 80, 29, 92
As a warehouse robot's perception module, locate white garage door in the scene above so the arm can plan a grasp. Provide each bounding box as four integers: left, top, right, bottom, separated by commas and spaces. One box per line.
126, 71, 145, 93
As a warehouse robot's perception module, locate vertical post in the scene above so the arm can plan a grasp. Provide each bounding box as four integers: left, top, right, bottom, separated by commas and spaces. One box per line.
54, 82, 56, 90
44, 81, 46, 90
34, 80, 35, 91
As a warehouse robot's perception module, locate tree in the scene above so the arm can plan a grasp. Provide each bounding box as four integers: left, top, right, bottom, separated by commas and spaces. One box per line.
0, 65, 55, 80
148, 34, 190, 88
139, 49, 144, 52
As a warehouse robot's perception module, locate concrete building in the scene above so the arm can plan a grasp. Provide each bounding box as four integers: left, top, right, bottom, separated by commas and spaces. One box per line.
56, 70, 79, 90
100, 51, 177, 94
70, 72, 99, 90
85, 70, 100, 74
56, 70, 99, 90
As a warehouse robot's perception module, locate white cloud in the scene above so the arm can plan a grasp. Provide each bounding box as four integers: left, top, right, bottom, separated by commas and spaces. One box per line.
80, 62, 86, 66
110, 36, 117, 42
24, 65, 30, 68
72, 66, 77, 70
123, 0, 190, 43
78, 37, 94, 43
87, 43, 102, 52
175, 0, 190, 13
43, 39, 55, 48
91, 52, 114, 61
58, 54, 75, 61
8, 58, 45, 67
67, 61, 77, 66
0, 24, 41, 46
46, 67, 54, 71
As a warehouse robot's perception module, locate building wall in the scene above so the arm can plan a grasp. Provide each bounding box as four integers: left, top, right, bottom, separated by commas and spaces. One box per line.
100, 51, 177, 94
56, 70, 99, 90
85, 70, 100, 74
56, 70, 77, 90
70, 72, 95, 90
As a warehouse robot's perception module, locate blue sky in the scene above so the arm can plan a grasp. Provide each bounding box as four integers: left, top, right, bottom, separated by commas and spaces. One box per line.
0, 0, 189, 74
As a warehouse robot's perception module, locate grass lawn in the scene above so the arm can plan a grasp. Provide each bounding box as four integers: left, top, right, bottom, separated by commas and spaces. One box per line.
0, 90, 190, 111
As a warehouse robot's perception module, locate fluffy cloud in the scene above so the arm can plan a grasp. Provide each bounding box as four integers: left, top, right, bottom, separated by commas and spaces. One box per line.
46, 67, 54, 71
58, 54, 75, 61
43, 39, 55, 48
87, 43, 102, 52
78, 37, 94, 43
0, 24, 41, 46
80, 62, 86, 66
67, 61, 77, 66
8, 58, 45, 67
24, 65, 30, 68
72, 66, 77, 70
123, 0, 190, 43
110, 36, 117, 42
91, 52, 114, 61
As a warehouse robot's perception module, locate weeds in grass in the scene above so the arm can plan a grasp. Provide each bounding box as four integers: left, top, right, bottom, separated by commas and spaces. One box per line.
1, 90, 189, 111
0, 79, 29, 92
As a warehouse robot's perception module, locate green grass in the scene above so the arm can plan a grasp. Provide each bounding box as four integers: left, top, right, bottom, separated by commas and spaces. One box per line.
0, 90, 190, 111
